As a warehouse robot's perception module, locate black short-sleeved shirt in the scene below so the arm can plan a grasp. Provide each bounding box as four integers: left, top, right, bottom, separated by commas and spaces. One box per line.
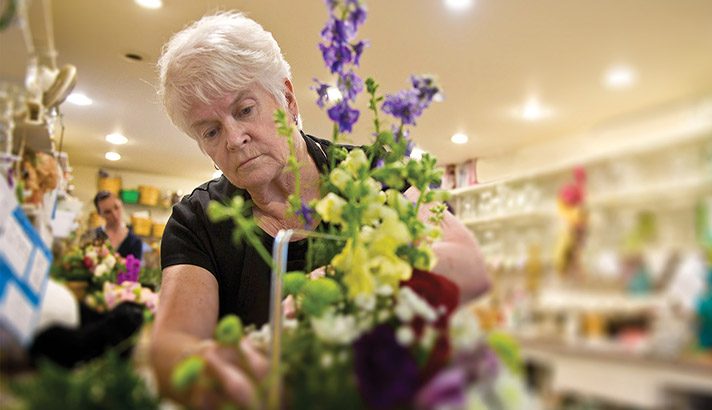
95, 227, 143, 261
161, 132, 334, 326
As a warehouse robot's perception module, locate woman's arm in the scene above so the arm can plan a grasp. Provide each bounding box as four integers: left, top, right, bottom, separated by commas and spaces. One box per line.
150, 264, 268, 408
404, 187, 490, 302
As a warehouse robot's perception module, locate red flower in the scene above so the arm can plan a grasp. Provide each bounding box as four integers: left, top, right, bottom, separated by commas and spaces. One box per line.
83, 256, 95, 270
401, 269, 460, 382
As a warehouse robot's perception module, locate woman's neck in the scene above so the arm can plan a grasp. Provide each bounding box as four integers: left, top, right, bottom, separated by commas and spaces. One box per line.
249, 134, 321, 235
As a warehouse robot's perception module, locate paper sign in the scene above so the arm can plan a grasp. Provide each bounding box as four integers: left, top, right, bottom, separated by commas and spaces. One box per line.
0, 177, 52, 345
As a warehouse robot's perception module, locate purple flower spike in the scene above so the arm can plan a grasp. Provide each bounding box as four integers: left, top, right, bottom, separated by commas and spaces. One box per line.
415, 367, 468, 410
351, 40, 367, 66
320, 42, 353, 74
296, 201, 315, 227
337, 70, 364, 101
311, 79, 331, 108
353, 325, 420, 409
411, 75, 441, 106
328, 100, 360, 133
382, 90, 423, 126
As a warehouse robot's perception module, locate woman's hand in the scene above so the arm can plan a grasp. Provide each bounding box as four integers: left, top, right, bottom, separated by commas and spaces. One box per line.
185, 338, 270, 409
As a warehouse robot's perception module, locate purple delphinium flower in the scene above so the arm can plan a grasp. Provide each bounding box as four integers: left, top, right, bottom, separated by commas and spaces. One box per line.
338, 70, 364, 101
382, 89, 423, 126
328, 100, 360, 133
351, 40, 367, 66
411, 75, 440, 106
415, 367, 468, 410
353, 324, 421, 409
296, 201, 315, 227
311, 79, 331, 108
382, 75, 441, 126
320, 42, 353, 74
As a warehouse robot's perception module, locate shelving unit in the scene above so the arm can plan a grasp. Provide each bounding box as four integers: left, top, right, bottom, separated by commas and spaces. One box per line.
451, 110, 712, 408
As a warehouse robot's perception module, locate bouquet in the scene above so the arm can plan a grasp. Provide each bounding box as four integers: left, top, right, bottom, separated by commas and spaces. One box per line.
173, 1, 528, 408
52, 240, 129, 287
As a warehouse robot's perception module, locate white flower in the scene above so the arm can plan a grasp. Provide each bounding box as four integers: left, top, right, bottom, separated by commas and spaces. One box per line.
395, 287, 437, 323
311, 311, 361, 345
355, 293, 376, 311
103, 254, 116, 270
320, 352, 334, 368
420, 326, 437, 350
343, 148, 368, 176
247, 324, 271, 350
492, 369, 529, 410
449, 308, 482, 352
93, 263, 108, 277
395, 326, 415, 346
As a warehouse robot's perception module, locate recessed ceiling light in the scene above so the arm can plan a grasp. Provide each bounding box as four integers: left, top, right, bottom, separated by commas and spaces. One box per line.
604, 65, 637, 89
105, 132, 128, 145
105, 151, 121, 161
519, 98, 552, 121
135, 0, 162, 9
66, 92, 92, 106
444, 0, 474, 11
451, 133, 468, 144
326, 86, 343, 102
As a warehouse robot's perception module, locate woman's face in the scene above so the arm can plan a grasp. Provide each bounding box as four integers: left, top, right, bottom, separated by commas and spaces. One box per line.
98, 195, 123, 228
186, 82, 295, 191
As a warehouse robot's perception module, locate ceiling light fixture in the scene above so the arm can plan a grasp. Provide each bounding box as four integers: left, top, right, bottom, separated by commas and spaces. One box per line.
135, 0, 162, 9
451, 133, 468, 144
520, 98, 552, 121
105, 132, 128, 145
105, 151, 121, 161
326, 86, 343, 102
444, 0, 474, 11
604, 65, 637, 89
66, 92, 93, 106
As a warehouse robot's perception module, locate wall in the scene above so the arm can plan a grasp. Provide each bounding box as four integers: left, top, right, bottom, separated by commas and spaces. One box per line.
476, 95, 712, 182
71, 164, 209, 223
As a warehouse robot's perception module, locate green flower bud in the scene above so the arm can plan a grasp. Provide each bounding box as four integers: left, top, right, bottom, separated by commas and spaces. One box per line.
215, 314, 243, 346
171, 355, 204, 392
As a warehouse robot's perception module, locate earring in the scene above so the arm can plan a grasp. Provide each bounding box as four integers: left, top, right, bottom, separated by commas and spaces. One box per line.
293, 114, 299, 124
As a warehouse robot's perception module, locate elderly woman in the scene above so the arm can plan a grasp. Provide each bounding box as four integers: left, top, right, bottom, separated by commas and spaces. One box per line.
151, 11, 489, 408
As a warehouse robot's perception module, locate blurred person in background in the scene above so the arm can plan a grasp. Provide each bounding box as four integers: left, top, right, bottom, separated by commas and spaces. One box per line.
93, 190, 143, 261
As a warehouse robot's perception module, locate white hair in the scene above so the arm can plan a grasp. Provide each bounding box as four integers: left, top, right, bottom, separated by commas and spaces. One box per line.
157, 11, 292, 138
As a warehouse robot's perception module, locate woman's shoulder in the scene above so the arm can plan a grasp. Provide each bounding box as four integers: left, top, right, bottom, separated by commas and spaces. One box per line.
177, 175, 246, 211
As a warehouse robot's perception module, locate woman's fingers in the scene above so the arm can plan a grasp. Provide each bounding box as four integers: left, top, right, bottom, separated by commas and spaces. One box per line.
240, 338, 270, 378
203, 348, 259, 408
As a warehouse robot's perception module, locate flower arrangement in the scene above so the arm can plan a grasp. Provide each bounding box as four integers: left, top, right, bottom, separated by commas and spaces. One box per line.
84, 281, 159, 316
52, 240, 128, 286
173, 1, 529, 408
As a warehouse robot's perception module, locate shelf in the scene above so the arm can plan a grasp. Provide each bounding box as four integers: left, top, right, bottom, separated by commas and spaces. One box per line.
519, 336, 712, 408
448, 116, 711, 198
587, 175, 712, 209
460, 209, 554, 228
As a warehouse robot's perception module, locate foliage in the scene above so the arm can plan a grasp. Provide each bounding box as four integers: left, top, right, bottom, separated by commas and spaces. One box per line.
10, 351, 159, 410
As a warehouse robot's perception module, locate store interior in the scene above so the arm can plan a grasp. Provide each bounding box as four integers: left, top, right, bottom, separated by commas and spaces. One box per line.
1, 0, 711, 409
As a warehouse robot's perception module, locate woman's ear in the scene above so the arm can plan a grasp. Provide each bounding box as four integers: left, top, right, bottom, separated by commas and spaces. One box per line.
284, 79, 299, 120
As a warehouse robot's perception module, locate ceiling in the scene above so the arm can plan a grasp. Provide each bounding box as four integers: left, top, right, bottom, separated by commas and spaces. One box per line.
1, 0, 711, 182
